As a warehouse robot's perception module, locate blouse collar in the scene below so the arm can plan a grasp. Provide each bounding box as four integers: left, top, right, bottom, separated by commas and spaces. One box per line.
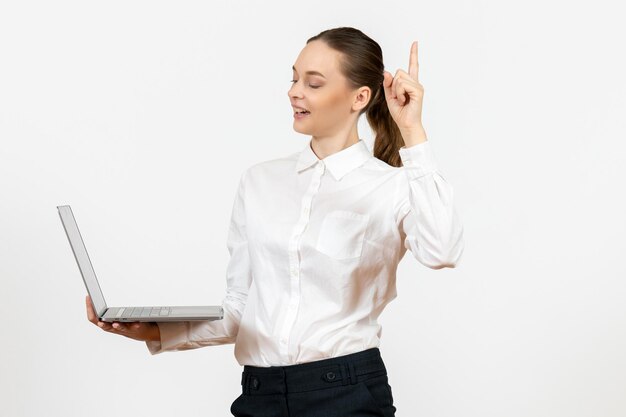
295, 138, 372, 181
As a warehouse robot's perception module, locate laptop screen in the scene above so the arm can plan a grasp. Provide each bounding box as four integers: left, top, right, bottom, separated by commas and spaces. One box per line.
57, 205, 108, 316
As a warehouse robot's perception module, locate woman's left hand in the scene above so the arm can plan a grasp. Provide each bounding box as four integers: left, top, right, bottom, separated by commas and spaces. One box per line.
382, 41, 427, 144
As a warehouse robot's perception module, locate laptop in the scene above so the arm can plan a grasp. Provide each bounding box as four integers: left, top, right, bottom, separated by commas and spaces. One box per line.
57, 204, 224, 323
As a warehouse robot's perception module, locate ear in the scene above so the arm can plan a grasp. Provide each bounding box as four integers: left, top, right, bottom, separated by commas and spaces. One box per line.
352, 86, 372, 112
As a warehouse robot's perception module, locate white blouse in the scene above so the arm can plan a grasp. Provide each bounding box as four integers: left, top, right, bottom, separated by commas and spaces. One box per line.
145, 138, 465, 366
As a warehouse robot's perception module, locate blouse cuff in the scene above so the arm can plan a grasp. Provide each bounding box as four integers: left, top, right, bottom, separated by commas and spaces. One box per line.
398, 140, 439, 179
145, 321, 189, 355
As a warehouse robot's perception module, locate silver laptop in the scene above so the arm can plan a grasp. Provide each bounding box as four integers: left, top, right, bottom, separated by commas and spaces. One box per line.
57, 204, 224, 323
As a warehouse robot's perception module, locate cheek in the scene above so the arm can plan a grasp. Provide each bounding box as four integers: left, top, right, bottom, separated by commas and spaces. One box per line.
315, 91, 350, 115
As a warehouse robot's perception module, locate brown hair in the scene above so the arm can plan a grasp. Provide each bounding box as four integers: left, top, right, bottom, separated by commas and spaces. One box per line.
306, 27, 405, 167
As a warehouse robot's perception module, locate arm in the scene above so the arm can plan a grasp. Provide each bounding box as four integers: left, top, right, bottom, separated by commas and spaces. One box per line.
396, 140, 465, 269
146, 168, 253, 355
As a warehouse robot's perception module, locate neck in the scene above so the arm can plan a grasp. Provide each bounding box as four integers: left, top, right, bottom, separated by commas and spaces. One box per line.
310, 130, 360, 160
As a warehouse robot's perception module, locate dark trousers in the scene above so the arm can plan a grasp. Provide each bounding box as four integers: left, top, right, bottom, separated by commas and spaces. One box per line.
230, 347, 397, 417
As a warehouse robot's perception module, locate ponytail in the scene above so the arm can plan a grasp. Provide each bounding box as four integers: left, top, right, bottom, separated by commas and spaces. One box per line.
365, 81, 405, 168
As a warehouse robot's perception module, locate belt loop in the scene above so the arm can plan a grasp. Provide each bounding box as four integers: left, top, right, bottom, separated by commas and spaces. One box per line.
340, 361, 358, 386
340, 363, 349, 386
243, 373, 250, 395
349, 361, 358, 385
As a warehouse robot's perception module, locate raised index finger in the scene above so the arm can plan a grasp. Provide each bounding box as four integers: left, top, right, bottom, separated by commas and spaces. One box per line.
409, 41, 419, 82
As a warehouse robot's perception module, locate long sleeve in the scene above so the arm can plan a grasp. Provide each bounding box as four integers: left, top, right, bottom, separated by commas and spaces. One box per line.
396, 140, 465, 269
146, 168, 253, 355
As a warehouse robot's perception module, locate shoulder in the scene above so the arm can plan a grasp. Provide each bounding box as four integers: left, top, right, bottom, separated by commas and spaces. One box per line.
367, 156, 412, 208
369, 155, 397, 171
250, 151, 299, 174
366, 155, 407, 182
237, 150, 300, 185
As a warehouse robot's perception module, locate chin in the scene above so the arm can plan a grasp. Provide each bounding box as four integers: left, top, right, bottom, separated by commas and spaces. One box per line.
293, 125, 312, 135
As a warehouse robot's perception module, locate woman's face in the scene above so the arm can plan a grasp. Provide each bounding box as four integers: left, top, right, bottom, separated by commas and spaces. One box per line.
288, 40, 369, 137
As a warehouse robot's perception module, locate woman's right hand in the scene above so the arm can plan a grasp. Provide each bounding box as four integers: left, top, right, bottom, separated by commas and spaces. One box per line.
86, 295, 161, 342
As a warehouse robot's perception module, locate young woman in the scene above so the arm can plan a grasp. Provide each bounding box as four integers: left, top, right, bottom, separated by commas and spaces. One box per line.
86, 27, 464, 417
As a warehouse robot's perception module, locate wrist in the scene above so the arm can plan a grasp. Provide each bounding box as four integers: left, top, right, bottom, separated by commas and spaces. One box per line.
400, 126, 428, 147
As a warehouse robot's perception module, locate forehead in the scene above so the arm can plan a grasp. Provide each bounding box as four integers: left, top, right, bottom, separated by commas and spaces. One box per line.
292, 41, 341, 76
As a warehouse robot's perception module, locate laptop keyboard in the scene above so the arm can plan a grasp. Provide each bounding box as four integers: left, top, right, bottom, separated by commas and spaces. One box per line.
115, 307, 172, 319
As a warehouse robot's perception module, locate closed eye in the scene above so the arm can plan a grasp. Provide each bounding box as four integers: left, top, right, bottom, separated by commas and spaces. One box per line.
290, 80, 320, 89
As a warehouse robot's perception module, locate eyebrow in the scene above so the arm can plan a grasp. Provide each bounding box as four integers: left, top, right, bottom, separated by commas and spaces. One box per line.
292, 65, 326, 78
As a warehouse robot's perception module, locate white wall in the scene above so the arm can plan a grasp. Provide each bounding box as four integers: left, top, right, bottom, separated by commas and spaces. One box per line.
1, 0, 624, 416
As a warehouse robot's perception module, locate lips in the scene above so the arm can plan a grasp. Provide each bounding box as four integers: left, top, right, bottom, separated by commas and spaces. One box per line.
293, 106, 310, 114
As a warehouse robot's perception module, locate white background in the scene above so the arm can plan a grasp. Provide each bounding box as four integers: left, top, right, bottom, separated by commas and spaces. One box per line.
1, 1, 625, 416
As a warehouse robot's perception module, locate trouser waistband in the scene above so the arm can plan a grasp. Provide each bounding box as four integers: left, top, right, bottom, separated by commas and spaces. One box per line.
240, 347, 387, 395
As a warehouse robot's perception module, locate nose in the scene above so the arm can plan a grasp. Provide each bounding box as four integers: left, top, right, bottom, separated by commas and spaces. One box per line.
287, 82, 302, 100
